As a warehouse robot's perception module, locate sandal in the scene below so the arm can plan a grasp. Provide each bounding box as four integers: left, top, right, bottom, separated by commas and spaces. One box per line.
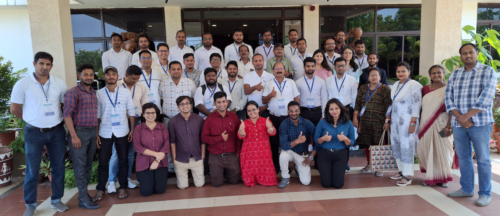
397, 176, 412, 186
118, 189, 128, 199
440, 183, 449, 188
94, 190, 104, 202
375, 171, 384, 177
390, 171, 403, 180
421, 182, 429, 186
361, 165, 372, 173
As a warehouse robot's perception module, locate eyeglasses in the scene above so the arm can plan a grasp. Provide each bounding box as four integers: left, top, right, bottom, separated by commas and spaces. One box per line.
211, 59, 221, 62
144, 112, 156, 115
274, 68, 284, 70
325, 43, 335, 46
337, 35, 345, 37
158, 50, 169, 53
140, 57, 152, 60
179, 102, 191, 107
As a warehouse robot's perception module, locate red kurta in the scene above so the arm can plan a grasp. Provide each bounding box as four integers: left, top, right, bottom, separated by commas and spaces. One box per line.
237, 117, 278, 187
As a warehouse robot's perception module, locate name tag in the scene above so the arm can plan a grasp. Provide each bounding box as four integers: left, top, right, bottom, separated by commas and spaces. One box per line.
43, 103, 55, 116
386, 105, 393, 116
360, 106, 366, 117
205, 101, 214, 112
148, 92, 155, 103
336, 97, 343, 104
111, 114, 121, 126
278, 99, 286, 109
307, 98, 315, 108
135, 107, 139, 118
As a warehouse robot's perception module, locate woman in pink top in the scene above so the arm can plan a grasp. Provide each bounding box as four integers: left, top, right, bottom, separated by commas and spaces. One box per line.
313, 49, 334, 80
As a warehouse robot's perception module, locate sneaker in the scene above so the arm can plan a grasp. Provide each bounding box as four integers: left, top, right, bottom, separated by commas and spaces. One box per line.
448, 189, 474, 197
345, 163, 350, 173
50, 202, 69, 212
375, 171, 384, 177
23, 206, 37, 216
107, 181, 117, 194
79, 198, 101, 210
476, 195, 491, 206
127, 178, 138, 189
278, 178, 290, 188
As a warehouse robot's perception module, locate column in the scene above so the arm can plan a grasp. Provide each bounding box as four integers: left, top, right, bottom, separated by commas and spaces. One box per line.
164, 6, 183, 47
27, 0, 77, 88
419, 0, 463, 77
303, 5, 320, 54
461, 1, 478, 40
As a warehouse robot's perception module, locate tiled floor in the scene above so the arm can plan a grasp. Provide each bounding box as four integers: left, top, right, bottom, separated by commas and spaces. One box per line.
1, 156, 499, 216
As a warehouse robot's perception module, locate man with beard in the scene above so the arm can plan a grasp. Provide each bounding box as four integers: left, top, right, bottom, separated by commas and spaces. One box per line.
326, 57, 357, 118
266, 43, 294, 78
199, 53, 228, 86
358, 53, 388, 87
254, 28, 275, 66
131, 34, 159, 67
169, 30, 194, 69
224, 27, 254, 63
194, 68, 232, 118
354, 40, 369, 70
243, 54, 275, 117
284, 29, 299, 59
291, 38, 313, 81
95, 66, 136, 201
278, 101, 316, 188
138, 50, 163, 114
295, 57, 328, 126
181, 53, 202, 87
324, 38, 341, 70
334, 31, 346, 54
157, 43, 171, 80
222, 61, 247, 120
194, 33, 224, 71
236, 45, 254, 78
102, 33, 132, 79
262, 62, 300, 173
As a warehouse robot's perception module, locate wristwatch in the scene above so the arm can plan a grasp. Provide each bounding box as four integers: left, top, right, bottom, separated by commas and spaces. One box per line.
385, 119, 391, 124
309, 156, 314, 161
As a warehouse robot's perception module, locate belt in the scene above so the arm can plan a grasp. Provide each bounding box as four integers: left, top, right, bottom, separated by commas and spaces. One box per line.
295, 151, 309, 156
214, 152, 235, 157
300, 106, 322, 111
269, 111, 287, 117
321, 148, 347, 153
75, 126, 96, 131
26, 122, 63, 133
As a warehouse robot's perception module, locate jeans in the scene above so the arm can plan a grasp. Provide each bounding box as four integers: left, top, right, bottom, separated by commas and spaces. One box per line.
68, 127, 97, 200
97, 134, 130, 191
24, 124, 66, 207
453, 123, 492, 197
162, 117, 175, 173
109, 120, 140, 183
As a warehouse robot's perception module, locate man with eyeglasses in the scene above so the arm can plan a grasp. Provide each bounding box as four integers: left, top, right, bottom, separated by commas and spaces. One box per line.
138, 50, 163, 114
156, 43, 171, 80
102, 33, 132, 79
221, 61, 247, 120
199, 53, 228, 86
324, 38, 341, 70
254, 28, 275, 67
224, 27, 254, 63
266, 43, 294, 79
130, 34, 159, 67
194, 33, 224, 72
236, 45, 254, 78
181, 53, 202, 87
168, 30, 194, 69
284, 29, 300, 59
334, 31, 346, 54
290, 38, 313, 81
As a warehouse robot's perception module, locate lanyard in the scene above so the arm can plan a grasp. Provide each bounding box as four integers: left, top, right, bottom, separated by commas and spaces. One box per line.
160, 60, 169, 76
299, 54, 304, 61
33, 73, 50, 102
304, 76, 315, 94
122, 83, 136, 99
233, 43, 240, 59
217, 69, 222, 79
105, 86, 119, 109
207, 85, 217, 98
264, 45, 273, 59
366, 83, 380, 102
273, 79, 286, 94
334, 75, 346, 93
327, 54, 336, 65
290, 46, 297, 56
227, 80, 237, 93
142, 70, 152, 89
184, 69, 189, 78
393, 78, 410, 101
356, 55, 366, 67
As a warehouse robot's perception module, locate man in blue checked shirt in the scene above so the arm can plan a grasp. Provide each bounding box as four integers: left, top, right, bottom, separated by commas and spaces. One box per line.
278, 101, 316, 188
445, 43, 497, 207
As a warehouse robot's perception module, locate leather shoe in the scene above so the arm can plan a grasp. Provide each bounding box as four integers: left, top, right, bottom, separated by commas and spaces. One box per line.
79, 198, 101, 210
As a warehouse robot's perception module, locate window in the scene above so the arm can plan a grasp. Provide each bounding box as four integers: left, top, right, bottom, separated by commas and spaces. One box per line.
204, 10, 282, 19
477, 4, 500, 63
71, 11, 102, 38
320, 6, 375, 34
377, 8, 421, 32
284, 20, 302, 44
103, 9, 165, 37
184, 22, 202, 50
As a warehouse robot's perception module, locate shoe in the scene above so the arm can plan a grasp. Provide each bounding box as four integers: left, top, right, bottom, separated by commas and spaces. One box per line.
396, 176, 412, 186
278, 178, 290, 188
448, 189, 474, 197
390, 172, 403, 180
375, 171, 384, 177
87, 194, 97, 203
23, 206, 37, 216
79, 198, 101, 210
360, 165, 372, 173
128, 178, 138, 189
476, 195, 491, 206
107, 181, 117, 194
50, 202, 69, 212
345, 163, 350, 173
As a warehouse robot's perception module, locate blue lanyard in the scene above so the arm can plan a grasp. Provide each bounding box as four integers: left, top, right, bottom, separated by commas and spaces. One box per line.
334, 75, 346, 93
366, 83, 380, 102
217, 69, 222, 79
327, 54, 336, 65
33, 73, 50, 102
356, 55, 366, 67
160, 60, 168, 76
122, 83, 135, 99
264, 45, 273, 59
233, 43, 240, 59
105, 86, 119, 109
290, 46, 297, 55
299, 54, 304, 61
207, 85, 217, 98
184, 69, 189, 78
393, 78, 410, 101
273, 79, 286, 94
142, 70, 152, 89
304, 76, 315, 94
227, 80, 237, 93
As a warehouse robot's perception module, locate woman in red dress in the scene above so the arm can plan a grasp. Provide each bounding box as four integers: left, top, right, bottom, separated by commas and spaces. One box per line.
238, 101, 279, 187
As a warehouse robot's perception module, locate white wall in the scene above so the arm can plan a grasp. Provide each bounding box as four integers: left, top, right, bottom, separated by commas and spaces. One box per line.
0, 7, 34, 73
461, 1, 478, 40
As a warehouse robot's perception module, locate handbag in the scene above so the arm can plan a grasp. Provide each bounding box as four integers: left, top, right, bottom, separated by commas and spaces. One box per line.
370, 130, 399, 171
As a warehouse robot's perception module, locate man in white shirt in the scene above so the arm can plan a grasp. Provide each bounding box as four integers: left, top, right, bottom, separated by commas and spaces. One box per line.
168, 30, 194, 69
284, 29, 299, 59
295, 57, 328, 126
224, 27, 254, 63
326, 57, 357, 119
222, 61, 247, 120
102, 33, 132, 79
291, 38, 313, 81
324, 38, 341, 70
194, 68, 232, 118
95, 66, 136, 200
236, 45, 254, 78
243, 54, 275, 117
194, 33, 224, 72
10, 52, 69, 215
157, 43, 170, 79
254, 28, 274, 66
199, 53, 228, 86
354, 40, 369, 70
130, 34, 159, 67
181, 53, 202, 87
262, 61, 300, 173
138, 50, 163, 113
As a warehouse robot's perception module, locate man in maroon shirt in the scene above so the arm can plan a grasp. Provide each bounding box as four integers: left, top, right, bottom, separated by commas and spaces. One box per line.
201, 91, 241, 187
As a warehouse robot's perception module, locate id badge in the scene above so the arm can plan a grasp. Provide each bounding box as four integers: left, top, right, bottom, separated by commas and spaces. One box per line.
336, 97, 344, 104
386, 105, 393, 116
205, 101, 214, 112
278, 99, 286, 109
307, 98, 315, 108
359, 106, 366, 117
43, 103, 55, 116
135, 107, 139, 118
148, 92, 155, 103
111, 114, 121, 126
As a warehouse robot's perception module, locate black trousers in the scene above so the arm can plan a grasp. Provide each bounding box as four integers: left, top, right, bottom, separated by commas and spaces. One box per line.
136, 167, 168, 196
317, 148, 348, 189
345, 105, 354, 164
269, 113, 288, 173
300, 106, 322, 126
97, 134, 129, 191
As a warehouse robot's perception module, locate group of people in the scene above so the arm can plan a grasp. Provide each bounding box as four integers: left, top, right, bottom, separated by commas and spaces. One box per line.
10, 27, 496, 216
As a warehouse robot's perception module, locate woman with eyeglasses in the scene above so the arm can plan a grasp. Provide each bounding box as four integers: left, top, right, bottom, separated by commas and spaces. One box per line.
342, 47, 362, 82
312, 49, 334, 81
133, 103, 170, 196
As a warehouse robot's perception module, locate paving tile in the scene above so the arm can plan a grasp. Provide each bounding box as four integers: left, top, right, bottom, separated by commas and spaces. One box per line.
310, 190, 340, 200
335, 189, 364, 199
213, 205, 242, 216
264, 193, 292, 203
292, 200, 324, 212
134, 201, 164, 213
358, 187, 391, 197
188, 197, 215, 209
239, 194, 266, 205
214, 196, 240, 207
162, 199, 190, 210
287, 191, 316, 202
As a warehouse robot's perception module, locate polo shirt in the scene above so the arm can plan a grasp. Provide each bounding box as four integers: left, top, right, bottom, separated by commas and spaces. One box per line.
262, 78, 300, 116
138, 67, 163, 113
102, 48, 132, 79
326, 74, 358, 108
131, 49, 159, 67
193, 84, 232, 117
243, 70, 275, 106
168, 45, 194, 69
194, 46, 224, 72
97, 86, 135, 138
290, 52, 313, 81
266, 57, 294, 77
224, 42, 254, 63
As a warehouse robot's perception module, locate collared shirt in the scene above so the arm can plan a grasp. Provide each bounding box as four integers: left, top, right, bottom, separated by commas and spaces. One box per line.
181, 68, 202, 87
263, 78, 300, 116
221, 77, 247, 112
359, 67, 388, 87
325, 52, 341, 70
334, 43, 346, 54
284, 44, 298, 60
193, 84, 232, 117
160, 77, 197, 117
133, 122, 170, 172
199, 68, 228, 86
445, 63, 497, 127
237, 59, 255, 78
291, 52, 313, 81
295, 75, 328, 113
138, 67, 163, 113
201, 111, 241, 155
279, 117, 316, 153
117, 80, 149, 117
168, 45, 194, 69
346, 66, 362, 82
313, 68, 333, 81
63, 83, 98, 127
97, 86, 135, 138
326, 74, 358, 108
224, 42, 254, 63
266, 57, 295, 77
11, 73, 68, 128
168, 113, 205, 163
314, 119, 355, 150
131, 49, 159, 67
102, 48, 132, 79
243, 70, 275, 106
194, 46, 224, 72
354, 54, 369, 70
254, 44, 275, 66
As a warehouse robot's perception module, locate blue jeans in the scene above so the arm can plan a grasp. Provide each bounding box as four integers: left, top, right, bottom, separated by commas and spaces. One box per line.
108, 120, 140, 182
453, 123, 492, 197
24, 124, 66, 207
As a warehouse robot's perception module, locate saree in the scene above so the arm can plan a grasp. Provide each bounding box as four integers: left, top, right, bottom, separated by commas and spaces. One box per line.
417, 85, 455, 185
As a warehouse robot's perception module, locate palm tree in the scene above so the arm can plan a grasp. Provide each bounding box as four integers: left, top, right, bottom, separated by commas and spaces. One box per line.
404, 36, 420, 75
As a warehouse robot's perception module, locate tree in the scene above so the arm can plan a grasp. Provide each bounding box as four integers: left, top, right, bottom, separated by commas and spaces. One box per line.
0, 57, 26, 116
75, 49, 103, 78
404, 36, 420, 75
377, 37, 400, 76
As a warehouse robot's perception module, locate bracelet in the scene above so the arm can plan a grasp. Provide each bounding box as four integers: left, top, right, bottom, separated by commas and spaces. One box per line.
155, 159, 160, 164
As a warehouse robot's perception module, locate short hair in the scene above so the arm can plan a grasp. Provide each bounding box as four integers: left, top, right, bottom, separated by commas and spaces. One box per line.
213, 91, 227, 102
210, 53, 222, 61
287, 101, 300, 110
297, 38, 307, 44
273, 61, 284, 70
157, 43, 169, 51
176, 96, 192, 106
459, 43, 479, 54
367, 67, 382, 77
274, 43, 284, 49
262, 28, 272, 36
202, 32, 212, 38
226, 61, 238, 69
169, 61, 182, 69
252, 53, 264, 61
204, 67, 217, 76
334, 57, 347, 65
354, 40, 365, 47
139, 50, 152, 58
396, 61, 411, 71
288, 29, 298, 35
126, 65, 142, 76
232, 27, 243, 36
141, 103, 162, 122
325, 37, 335, 42
110, 33, 123, 41
77, 64, 94, 73
303, 57, 316, 67
183, 53, 194, 59
368, 53, 379, 59
238, 45, 249, 52
175, 30, 186, 37
138, 34, 149, 41
335, 30, 345, 36
34, 52, 53, 64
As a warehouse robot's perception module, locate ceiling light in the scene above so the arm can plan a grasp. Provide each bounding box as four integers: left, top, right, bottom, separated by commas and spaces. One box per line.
212, 24, 217, 27
243, 24, 248, 27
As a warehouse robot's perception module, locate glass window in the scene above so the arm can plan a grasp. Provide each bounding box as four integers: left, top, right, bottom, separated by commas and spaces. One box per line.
347, 36, 374, 54
377, 36, 403, 78
71, 12, 103, 38
285, 9, 301, 18
204, 10, 281, 19
74, 42, 104, 77
478, 7, 500, 20
320, 6, 375, 33
184, 22, 202, 50
377, 8, 421, 32
103, 9, 165, 37
284, 20, 302, 44
184, 11, 200, 20
404, 36, 420, 76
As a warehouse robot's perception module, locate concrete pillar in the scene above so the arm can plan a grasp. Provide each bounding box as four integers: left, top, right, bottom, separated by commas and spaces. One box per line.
461, 1, 478, 40
164, 6, 183, 47
27, 0, 77, 88
419, 0, 463, 77
303, 5, 319, 54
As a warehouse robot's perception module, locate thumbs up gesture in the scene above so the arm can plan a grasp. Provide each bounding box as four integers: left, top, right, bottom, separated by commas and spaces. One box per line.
337, 131, 347, 142
255, 81, 264, 91
296, 131, 306, 144
270, 86, 277, 98
322, 132, 332, 142
222, 130, 229, 141
266, 117, 273, 129
239, 120, 246, 133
